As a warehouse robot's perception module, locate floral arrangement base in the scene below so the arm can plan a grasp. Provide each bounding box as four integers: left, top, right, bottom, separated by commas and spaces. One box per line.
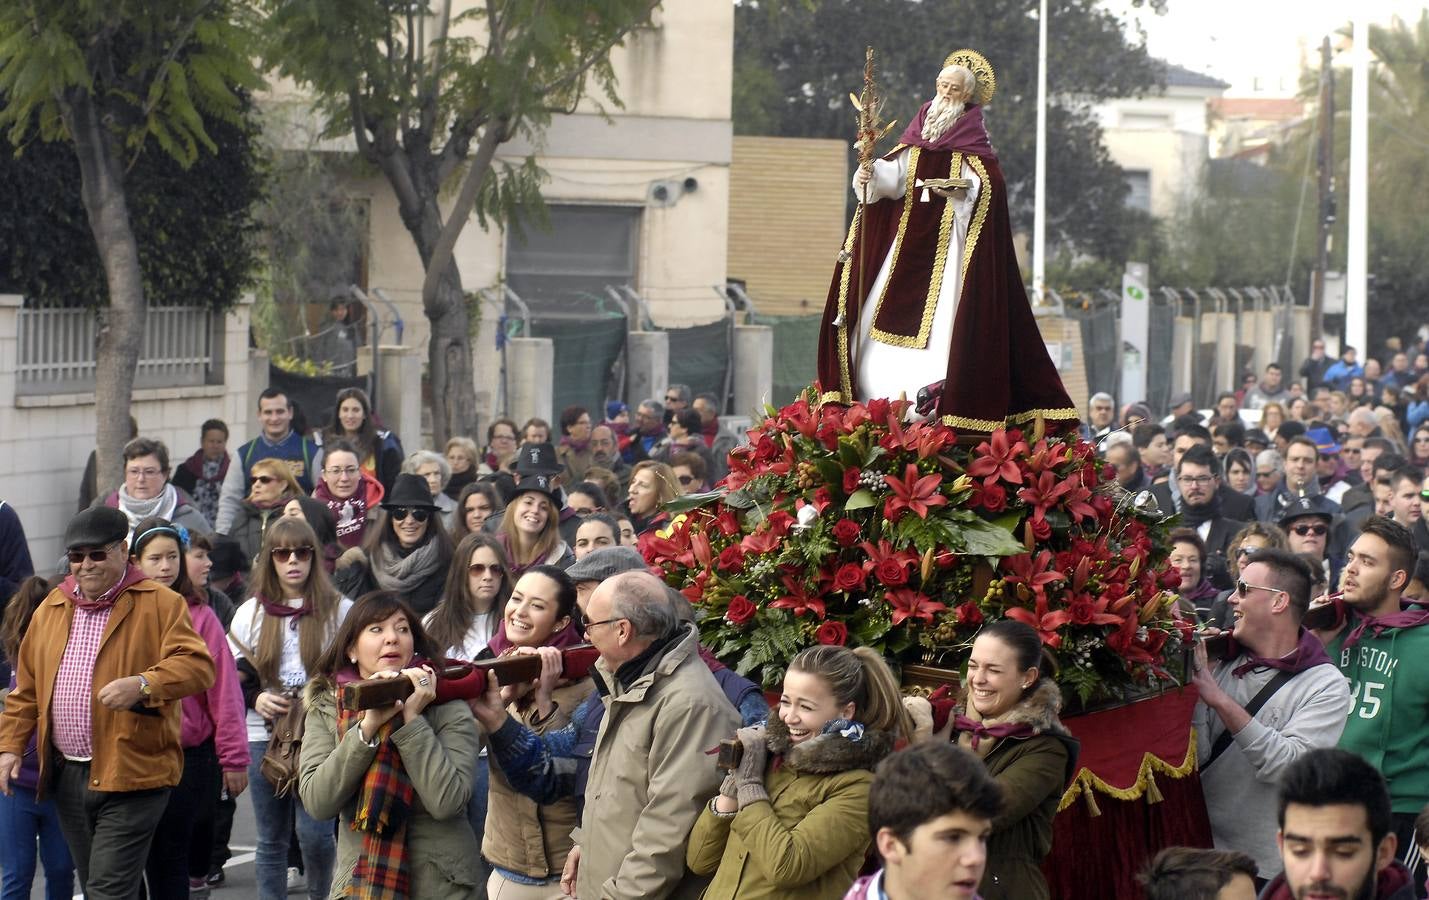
642, 389, 1193, 705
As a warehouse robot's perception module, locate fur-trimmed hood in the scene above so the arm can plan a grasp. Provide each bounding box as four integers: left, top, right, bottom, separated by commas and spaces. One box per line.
957, 679, 1071, 739
764, 715, 896, 775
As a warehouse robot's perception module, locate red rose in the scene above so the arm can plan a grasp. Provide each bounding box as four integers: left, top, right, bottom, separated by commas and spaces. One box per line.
980, 482, 1007, 512
718, 544, 746, 572
832, 563, 866, 592
843, 468, 862, 494
1031, 517, 1052, 541
874, 557, 909, 586
1068, 599, 1096, 625
831, 518, 861, 547
725, 594, 758, 625
815, 621, 849, 646
956, 601, 984, 625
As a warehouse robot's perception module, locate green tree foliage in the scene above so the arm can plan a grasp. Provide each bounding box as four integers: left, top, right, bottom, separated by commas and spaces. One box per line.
732, 0, 1163, 264
260, 0, 659, 445
0, 104, 261, 310
0, 1, 261, 488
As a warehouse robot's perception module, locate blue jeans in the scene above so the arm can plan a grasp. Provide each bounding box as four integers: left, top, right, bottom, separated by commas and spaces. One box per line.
0, 784, 73, 900
248, 740, 334, 900
467, 754, 492, 898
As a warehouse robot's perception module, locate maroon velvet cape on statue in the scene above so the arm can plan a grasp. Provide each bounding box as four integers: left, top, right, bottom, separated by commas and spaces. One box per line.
816, 101, 1079, 432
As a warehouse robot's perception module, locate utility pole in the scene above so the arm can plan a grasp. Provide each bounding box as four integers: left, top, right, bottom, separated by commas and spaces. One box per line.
1032, 0, 1048, 304
1311, 37, 1335, 342
1345, 14, 1370, 355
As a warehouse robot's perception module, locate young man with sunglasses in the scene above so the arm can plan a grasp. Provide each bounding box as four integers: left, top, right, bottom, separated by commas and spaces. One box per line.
1191, 548, 1350, 885
1322, 516, 1429, 890
0, 507, 214, 898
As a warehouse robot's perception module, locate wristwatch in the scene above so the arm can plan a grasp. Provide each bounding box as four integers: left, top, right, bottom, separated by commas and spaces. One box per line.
138, 675, 152, 698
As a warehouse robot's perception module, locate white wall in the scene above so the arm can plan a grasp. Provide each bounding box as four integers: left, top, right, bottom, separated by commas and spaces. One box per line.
0, 295, 256, 567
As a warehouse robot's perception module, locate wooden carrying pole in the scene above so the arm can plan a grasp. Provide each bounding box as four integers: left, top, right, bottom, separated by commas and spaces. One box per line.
340, 645, 601, 711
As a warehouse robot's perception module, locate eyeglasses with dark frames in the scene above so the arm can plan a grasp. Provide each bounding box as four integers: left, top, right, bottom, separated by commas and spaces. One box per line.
67, 542, 120, 565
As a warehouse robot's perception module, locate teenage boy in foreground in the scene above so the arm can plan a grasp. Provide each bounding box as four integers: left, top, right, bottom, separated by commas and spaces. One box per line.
844, 741, 1003, 900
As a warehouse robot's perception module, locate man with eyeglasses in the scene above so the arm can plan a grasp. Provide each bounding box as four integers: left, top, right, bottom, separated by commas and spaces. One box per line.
94, 437, 211, 540
662, 384, 691, 425
1173, 446, 1245, 590
1191, 548, 1350, 883
623, 399, 670, 465
0, 506, 214, 898
1321, 516, 1429, 887
215, 388, 321, 534
1150, 424, 1256, 524
1080, 392, 1116, 443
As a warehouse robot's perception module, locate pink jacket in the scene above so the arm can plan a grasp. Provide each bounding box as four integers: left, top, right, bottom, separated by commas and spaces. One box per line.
182, 598, 250, 771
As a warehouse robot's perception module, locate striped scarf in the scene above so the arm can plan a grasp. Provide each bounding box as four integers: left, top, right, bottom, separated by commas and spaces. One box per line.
335, 676, 415, 899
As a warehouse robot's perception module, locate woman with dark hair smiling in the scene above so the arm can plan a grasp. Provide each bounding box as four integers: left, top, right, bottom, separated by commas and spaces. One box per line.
299, 591, 482, 897
335, 473, 453, 617
320, 387, 404, 493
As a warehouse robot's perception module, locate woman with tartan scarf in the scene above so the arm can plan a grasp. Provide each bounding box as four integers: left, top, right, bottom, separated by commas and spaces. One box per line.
300, 591, 483, 899
686, 645, 913, 900
944, 621, 1079, 900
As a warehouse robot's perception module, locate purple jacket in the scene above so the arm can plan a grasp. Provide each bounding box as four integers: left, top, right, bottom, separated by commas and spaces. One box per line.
181, 598, 250, 771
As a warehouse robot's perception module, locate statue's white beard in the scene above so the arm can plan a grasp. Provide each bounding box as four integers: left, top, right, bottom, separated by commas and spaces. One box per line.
922, 96, 966, 141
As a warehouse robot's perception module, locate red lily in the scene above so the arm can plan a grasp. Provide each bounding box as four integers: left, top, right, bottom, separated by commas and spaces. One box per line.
967, 429, 1027, 487
912, 424, 955, 459
771, 573, 827, 620
1000, 551, 1064, 602
1003, 595, 1069, 648
1016, 469, 1073, 524
884, 464, 947, 522
885, 588, 946, 626
742, 528, 781, 556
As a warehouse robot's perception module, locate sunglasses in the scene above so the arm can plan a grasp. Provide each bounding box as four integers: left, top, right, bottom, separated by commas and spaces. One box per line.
271, 546, 314, 563
1235, 546, 1259, 560
1236, 579, 1283, 597
1291, 523, 1328, 537
468, 562, 504, 577
389, 507, 431, 523
1420, 491, 1429, 501
67, 542, 119, 565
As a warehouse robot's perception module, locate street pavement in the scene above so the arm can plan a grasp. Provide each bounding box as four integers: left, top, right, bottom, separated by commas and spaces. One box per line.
25, 789, 259, 899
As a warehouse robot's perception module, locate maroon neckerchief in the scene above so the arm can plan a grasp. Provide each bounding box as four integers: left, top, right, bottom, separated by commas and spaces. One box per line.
896, 102, 995, 156
181, 449, 229, 484
700, 418, 718, 448
1341, 600, 1429, 651
64, 563, 149, 612
485, 619, 585, 658
560, 435, 590, 454
952, 715, 1035, 750
259, 593, 310, 624
313, 478, 371, 548
1227, 628, 1332, 678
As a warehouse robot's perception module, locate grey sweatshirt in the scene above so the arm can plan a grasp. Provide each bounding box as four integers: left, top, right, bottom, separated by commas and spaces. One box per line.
1194, 655, 1352, 877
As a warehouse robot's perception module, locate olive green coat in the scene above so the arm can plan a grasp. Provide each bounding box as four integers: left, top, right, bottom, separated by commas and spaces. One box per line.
686, 717, 895, 900
299, 681, 483, 899
963, 681, 1076, 900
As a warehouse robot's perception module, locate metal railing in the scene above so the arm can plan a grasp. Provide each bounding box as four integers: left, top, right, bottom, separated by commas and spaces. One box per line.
17, 305, 216, 395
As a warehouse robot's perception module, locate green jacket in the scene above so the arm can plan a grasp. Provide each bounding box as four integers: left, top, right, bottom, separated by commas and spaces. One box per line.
298, 681, 483, 899
1328, 617, 1429, 813
686, 717, 895, 900
960, 682, 1077, 900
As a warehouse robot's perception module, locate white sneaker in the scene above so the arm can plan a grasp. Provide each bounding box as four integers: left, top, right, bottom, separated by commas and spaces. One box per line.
286, 867, 306, 894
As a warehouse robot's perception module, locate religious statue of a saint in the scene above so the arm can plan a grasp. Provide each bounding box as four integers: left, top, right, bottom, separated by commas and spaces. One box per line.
816, 49, 1079, 433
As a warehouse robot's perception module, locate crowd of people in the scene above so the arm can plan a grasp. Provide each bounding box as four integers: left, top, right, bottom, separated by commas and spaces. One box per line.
1, 359, 1429, 900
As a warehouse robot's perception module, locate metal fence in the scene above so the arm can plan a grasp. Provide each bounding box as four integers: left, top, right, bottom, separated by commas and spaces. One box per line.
17, 304, 216, 395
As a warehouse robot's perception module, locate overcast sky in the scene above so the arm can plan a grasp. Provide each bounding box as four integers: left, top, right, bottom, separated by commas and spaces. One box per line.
1101, 0, 1426, 96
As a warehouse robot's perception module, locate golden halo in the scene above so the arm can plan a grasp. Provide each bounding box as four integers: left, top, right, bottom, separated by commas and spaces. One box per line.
942, 48, 996, 106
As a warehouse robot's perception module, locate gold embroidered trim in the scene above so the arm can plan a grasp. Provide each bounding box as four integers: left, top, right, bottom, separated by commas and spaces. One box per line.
865, 147, 922, 347
960, 155, 992, 294
1056, 728, 1197, 814
818, 390, 845, 404
869, 152, 965, 350
938, 406, 1080, 432
832, 206, 863, 402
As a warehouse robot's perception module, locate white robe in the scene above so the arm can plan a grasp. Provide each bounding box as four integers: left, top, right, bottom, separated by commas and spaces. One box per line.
853, 148, 981, 406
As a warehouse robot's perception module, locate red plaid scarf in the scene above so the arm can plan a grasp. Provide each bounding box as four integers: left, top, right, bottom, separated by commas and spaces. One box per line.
335, 671, 415, 900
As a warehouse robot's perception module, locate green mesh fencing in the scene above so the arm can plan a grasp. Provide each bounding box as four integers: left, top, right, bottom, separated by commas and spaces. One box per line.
527, 316, 628, 418
752, 313, 823, 408
665, 319, 732, 406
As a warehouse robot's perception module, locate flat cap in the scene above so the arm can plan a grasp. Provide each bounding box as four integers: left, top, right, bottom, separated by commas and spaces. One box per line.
64, 506, 130, 551
564, 546, 649, 585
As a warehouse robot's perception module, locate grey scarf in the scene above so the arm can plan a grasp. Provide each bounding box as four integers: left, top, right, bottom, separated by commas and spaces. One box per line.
117, 483, 178, 530
370, 537, 448, 593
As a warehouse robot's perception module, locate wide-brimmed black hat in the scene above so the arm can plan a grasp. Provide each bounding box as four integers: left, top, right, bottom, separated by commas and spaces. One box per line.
64, 507, 130, 550
511, 472, 560, 503
381, 473, 440, 510
1276, 494, 1335, 527
514, 442, 563, 476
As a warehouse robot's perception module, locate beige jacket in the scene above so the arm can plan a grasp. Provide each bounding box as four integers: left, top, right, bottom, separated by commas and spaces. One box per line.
575, 625, 741, 900
298, 681, 483, 899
